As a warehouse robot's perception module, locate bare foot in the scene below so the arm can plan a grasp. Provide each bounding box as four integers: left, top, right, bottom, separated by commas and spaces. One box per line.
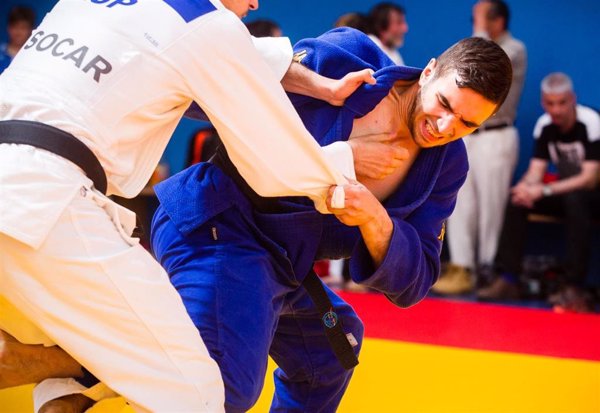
0, 330, 83, 389
39, 394, 95, 413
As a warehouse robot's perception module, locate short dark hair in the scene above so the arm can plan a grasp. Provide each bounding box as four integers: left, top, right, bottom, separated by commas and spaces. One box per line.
368, 2, 405, 36
484, 0, 510, 30
7, 5, 35, 27
245, 19, 280, 38
435, 37, 512, 107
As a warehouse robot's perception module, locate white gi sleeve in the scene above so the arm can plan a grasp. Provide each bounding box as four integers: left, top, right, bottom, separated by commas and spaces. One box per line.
321, 141, 356, 180
175, 10, 347, 212
251, 36, 293, 81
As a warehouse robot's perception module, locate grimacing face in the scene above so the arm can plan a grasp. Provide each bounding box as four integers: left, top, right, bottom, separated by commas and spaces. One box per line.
220, 0, 258, 18
411, 59, 497, 148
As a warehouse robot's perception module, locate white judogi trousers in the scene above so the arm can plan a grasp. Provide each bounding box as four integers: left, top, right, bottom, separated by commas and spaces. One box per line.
0, 145, 224, 412
447, 127, 519, 269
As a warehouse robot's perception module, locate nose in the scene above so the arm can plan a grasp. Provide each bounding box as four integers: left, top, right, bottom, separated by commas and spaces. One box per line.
436, 113, 456, 138
249, 0, 259, 10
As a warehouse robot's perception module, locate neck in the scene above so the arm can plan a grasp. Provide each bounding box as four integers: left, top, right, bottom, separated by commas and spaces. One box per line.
490, 29, 507, 43
393, 81, 420, 145
560, 107, 578, 133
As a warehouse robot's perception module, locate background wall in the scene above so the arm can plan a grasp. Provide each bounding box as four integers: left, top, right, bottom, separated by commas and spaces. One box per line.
1, 0, 599, 177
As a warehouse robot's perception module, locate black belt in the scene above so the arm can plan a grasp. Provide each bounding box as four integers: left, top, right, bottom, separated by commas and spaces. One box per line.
0, 120, 107, 194
471, 122, 511, 135
210, 145, 359, 370
0, 120, 108, 388
210, 144, 283, 213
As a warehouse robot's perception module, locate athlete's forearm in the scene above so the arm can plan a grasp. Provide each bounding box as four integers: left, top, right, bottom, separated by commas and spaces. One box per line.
281, 62, 339, 105
282, 62, 376, 106
358, 210, 394, 268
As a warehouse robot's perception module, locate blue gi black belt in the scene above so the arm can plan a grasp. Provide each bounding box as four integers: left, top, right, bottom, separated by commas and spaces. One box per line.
210, 145, 359, 370
0, 120, 108, 194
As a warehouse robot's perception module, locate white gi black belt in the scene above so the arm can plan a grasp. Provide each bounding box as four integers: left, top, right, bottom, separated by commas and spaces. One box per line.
210, 145, 359, 370
0, 119, 107, 387
0, 120, 108, 194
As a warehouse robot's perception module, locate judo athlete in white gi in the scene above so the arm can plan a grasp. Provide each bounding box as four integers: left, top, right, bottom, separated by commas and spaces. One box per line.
0, 0, 377, 411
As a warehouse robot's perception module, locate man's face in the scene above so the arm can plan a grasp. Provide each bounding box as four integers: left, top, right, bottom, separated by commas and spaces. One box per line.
541, 91, 576, 130
381, 10, 408, 49
411, 60, 497, 148
220, 0, 258, 18
7, 21, 33, 49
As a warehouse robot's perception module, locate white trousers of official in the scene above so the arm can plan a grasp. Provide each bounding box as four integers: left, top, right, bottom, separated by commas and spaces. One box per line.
447, 127, 519, 269
0, 146, 224, 412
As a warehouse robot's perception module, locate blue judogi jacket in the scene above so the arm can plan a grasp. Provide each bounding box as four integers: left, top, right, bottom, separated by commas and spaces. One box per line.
157, 28, 468, 308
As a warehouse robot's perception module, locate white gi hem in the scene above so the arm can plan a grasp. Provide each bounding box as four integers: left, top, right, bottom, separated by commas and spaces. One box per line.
34, 379, 117, 413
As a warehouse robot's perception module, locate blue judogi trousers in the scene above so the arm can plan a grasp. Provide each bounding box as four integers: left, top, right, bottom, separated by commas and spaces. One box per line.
151, 201, 364, 413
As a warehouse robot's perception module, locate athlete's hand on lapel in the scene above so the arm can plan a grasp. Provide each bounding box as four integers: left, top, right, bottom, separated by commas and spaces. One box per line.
328, 69, 376, 106
348, 135, 409, 180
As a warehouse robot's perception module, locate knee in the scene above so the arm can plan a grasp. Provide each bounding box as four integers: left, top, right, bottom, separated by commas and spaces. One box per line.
223, 371, 264, 413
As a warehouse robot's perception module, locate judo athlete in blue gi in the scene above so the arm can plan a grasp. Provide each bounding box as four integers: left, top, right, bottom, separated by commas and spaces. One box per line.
0, 28, 511, 412
151, 28, 513, 412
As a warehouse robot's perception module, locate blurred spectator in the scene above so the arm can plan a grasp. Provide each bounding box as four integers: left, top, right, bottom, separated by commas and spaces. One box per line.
478, 73, 600, 312
334, 12, 369, 33
245, 19, 282, 37
366, 2, 408, 65
0, 5, 35, 72
186, 126, 221, 166
433, 0, 527, 295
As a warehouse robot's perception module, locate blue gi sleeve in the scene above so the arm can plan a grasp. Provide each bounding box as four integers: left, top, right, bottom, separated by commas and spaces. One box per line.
349, 144, 469, 308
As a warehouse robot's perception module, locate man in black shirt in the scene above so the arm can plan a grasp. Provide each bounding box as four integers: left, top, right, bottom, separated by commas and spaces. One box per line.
479, 72, 600, 312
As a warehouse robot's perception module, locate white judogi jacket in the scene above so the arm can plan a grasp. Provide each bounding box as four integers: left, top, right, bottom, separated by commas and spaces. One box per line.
0, 0, 350, 248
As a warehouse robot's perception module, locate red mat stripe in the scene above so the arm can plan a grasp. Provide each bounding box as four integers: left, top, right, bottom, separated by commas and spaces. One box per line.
339, 292, 600, 361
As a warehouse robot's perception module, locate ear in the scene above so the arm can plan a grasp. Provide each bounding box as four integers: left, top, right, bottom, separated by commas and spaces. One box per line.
419, 58, 437, 86
570, 92, 577, 104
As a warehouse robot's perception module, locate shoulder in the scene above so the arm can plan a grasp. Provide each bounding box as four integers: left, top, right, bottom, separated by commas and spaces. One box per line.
511, 36, 526, 52
442, 139, 468, 176
576, 105, 600, 141
502, 34, 526, 60
533, 113, 553, 139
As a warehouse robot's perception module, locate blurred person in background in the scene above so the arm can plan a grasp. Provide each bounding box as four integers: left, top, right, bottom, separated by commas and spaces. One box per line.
334, 12, 369, 33
246, 18, 282, 37
0, 5, 35, 73
433, 0, 527, 296
367, 2, 408, 65
478, 72, 600, 312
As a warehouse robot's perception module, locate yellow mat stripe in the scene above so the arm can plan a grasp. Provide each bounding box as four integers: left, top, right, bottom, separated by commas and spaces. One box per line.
2, 338, 598, 413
